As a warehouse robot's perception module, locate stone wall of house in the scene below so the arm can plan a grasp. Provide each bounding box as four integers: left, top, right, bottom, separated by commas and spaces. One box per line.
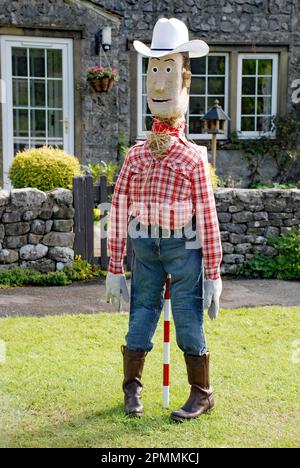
0, 188, 75, 272
216, 188, 300, 275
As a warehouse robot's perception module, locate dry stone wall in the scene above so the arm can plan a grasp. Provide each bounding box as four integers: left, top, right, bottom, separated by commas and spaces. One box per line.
0, 188, 75, 272
216, 189, 300, 275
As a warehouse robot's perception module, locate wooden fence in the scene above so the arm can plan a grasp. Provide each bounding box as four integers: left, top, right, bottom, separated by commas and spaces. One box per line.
72, 174, 132, 270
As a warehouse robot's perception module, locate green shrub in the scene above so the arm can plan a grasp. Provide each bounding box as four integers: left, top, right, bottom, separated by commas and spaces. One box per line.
83, 161, 118, 185
9, 146, 82, 191
0, 256, 106, 288
94, 208, 101, 222
209, 164, 220, 190
64, 255, 104, 281
241, 229, 300, 280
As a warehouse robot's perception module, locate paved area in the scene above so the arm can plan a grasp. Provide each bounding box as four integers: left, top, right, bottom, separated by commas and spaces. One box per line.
0, 278, 299, 317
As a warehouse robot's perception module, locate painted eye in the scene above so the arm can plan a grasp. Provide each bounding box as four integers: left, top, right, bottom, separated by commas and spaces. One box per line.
152, 67, 158, 73
166, 67, 172, 73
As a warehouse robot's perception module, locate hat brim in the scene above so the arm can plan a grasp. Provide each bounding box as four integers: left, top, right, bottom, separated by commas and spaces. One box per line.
133, 39, 209, 58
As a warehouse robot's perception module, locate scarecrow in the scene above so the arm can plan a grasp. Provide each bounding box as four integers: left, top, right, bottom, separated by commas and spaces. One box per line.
106, 18, 223, 422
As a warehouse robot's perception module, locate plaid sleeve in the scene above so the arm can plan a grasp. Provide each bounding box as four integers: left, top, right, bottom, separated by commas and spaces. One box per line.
108, 153, 132, 274
191, 147, 222, 280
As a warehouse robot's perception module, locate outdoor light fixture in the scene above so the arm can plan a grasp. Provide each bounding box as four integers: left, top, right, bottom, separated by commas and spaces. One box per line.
95, 26, 112, 55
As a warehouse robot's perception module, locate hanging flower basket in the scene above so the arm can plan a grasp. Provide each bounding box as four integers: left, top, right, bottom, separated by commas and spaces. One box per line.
87, 66, 119, 94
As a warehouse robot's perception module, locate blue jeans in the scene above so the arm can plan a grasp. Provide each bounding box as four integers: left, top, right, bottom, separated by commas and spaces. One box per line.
126, 232, 207, 356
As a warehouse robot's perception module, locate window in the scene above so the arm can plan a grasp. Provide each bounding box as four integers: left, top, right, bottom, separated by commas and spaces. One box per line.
137, 50, 283, 141
137, 55, 151, 137
188, 53, 229, 139
1, 36, 74, 189
237, 54, 278, 138
137, 53, 229, 139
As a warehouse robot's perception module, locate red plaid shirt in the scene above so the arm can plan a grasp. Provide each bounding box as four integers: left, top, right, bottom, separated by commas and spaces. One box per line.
108, 118, 222, 280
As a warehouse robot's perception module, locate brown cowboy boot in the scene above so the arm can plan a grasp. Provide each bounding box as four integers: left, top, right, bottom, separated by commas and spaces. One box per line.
121, 345, 147, 417
171, 353, 214, 422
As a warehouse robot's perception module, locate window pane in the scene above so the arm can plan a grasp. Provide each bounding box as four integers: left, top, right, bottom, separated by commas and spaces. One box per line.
13, 109, 29, 137
48, 110, 63, 138
242, 77, 256, 95
13, 79, 28, 106
258, 60, 272, 75
207, 96, 224, 109
142, 75, 147, 94
191, 57, 206, 75
30, 140, 47, 149
241, 117, 255, 131
257, 96, 271, 114
31, 109, 46, 137
257, 116, 272, 132
257, 76, 272, 95
48, 80, 63, 108
30, 49, 45, 77
190, 77, 205, 94
242, 59, 256, 75
14, 142, 28, 154
242, 97, 255, 114
142, 58, 149, 74
47, 49, 62, 78
12, 48, 28, 77
189, 97, 205, 115
48, 140, 64, 147
142, 96, 151, 115
208, 56, 225, 75
208, 77, 224, 94
189, 116, 204, 134
143, 115, 153, 131
30, 79, 46, 107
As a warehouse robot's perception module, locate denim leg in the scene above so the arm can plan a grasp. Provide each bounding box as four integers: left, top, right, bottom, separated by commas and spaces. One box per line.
126, 238, 166, 352
161, 237, 207, 356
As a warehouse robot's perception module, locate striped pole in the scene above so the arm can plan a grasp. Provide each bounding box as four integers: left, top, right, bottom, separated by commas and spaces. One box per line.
163, 274, 171, 408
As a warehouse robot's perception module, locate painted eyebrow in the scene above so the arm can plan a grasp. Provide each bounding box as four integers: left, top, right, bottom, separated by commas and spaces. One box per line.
164, 58, 175, 62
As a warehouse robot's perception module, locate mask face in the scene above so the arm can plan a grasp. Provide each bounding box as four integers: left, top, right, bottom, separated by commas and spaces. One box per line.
147, 53, 190, 119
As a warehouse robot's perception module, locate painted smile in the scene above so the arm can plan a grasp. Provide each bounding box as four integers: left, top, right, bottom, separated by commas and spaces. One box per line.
152, 98, 172, 103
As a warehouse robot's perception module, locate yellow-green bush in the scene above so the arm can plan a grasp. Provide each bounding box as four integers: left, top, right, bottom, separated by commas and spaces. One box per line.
209, 163, 220, 190
9, 146, 82, 191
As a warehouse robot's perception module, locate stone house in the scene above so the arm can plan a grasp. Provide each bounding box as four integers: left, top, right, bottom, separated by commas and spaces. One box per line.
0, 0, 299, 189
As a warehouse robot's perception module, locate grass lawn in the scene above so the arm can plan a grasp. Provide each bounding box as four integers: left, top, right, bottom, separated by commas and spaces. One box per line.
0, 306, 299, 448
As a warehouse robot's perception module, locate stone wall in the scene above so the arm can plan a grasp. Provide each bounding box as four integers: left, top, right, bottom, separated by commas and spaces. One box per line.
0, 188, 75, 272
216, 188, 300, 275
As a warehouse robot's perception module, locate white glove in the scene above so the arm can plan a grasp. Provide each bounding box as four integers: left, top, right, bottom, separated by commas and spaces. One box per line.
204, 277, 222, 320
106, 272, 130, 311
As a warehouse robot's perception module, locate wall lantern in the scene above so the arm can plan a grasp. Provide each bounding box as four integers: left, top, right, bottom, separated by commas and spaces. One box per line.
201, 99, 231, 168
95, 26, 112, 54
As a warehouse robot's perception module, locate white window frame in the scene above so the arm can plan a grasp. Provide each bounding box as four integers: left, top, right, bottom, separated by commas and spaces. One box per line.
0, 35, 74, 190
237, 53, 278, 139
137, 52, 229, 140
137, 53, 149, 139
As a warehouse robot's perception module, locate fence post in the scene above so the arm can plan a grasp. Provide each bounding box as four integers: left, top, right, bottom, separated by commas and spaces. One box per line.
100, 175, 109, 270
73, 175, 94, 263
85, 174, 94, 264
73, 175, 86, 259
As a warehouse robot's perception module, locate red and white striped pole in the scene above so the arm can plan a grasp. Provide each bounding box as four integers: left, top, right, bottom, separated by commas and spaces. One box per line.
163, 274, 171, 408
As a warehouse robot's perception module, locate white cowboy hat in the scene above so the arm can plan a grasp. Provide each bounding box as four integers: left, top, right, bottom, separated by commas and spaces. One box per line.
133, 18, 209, 58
